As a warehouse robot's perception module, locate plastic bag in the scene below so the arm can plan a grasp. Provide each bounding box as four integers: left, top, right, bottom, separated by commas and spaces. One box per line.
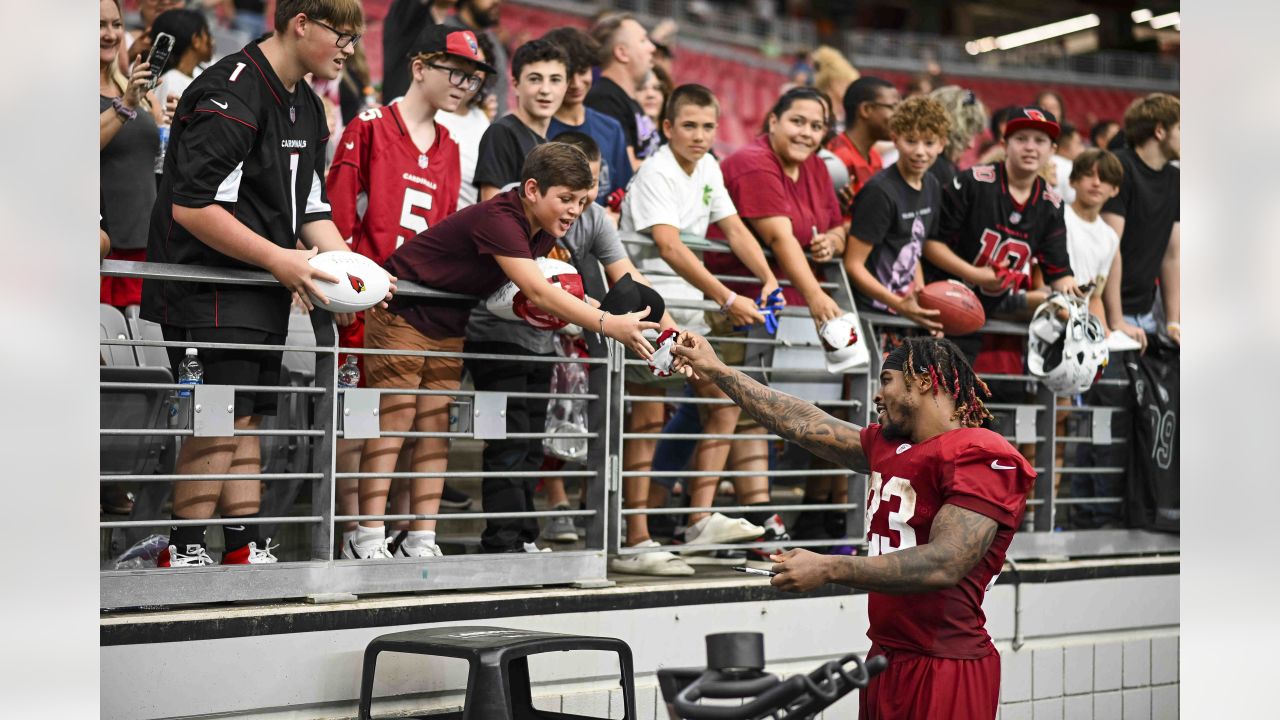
544, 335, 590, 462
113, 533, 170, 569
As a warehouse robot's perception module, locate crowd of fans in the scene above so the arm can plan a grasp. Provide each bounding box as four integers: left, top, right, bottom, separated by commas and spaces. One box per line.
100, 0, 1179, 568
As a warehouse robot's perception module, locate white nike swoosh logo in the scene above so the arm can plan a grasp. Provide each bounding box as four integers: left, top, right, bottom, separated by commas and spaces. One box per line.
211, 99, 229, 109
345, 141, 354, 150
991, 460, 1016, 470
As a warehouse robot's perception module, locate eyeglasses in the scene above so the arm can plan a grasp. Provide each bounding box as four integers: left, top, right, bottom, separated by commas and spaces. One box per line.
426, 63, 484, 92
307, 17, 361, 49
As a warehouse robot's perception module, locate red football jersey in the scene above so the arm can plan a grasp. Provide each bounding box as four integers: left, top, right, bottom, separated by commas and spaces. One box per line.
859, 424, 1036, 659
327, 101, 462, 265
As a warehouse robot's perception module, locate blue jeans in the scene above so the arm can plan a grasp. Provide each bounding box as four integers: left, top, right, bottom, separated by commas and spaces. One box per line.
1123, 312, 1158, 334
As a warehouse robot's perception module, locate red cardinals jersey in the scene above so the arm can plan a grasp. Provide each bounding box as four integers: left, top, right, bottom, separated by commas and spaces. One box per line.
859, 424, 1036, 659
327, 101, 462, 265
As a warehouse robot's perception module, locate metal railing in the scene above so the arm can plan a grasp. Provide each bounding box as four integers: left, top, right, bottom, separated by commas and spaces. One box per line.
99, 250, 1173, 609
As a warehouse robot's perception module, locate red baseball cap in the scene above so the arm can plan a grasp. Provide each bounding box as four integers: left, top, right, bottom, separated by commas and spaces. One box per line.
410, 25, 497, 75
1004, 106, 1060, 141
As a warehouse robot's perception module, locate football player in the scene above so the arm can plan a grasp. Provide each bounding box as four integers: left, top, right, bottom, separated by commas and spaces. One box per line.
671, 333, 1035, 720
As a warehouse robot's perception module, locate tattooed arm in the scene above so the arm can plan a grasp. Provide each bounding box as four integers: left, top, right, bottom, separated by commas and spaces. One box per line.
769, 504, 999, 594
670, 331, 868, 472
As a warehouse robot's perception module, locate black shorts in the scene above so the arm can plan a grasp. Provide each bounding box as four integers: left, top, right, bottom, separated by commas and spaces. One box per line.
162, 325, 285, 417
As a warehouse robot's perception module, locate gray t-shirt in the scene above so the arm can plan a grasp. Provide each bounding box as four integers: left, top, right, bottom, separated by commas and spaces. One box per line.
100, 95, 159, 250
466, 203, 628, 353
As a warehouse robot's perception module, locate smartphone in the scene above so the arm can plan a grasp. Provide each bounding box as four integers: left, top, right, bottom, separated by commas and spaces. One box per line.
733, 566, 777, 577
147, 32, 176, 90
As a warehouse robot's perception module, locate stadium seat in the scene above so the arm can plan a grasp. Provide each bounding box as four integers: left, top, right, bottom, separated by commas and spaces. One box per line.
358, 625, 636, 720
126, 314, 173, 369
100, 304, 137, 367
100, 366, 173, 478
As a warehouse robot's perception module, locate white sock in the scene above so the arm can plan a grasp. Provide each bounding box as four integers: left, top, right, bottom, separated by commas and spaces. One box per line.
685, 515, 712, 541
355, 525, 384, 547
404, 530, 436, 548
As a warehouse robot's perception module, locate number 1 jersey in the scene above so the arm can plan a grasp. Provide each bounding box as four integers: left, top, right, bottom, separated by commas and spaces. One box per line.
327, 102, 462, 266
859, 424, 1036, 659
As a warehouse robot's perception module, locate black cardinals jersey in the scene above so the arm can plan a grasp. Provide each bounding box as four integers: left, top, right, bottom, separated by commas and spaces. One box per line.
927, 162, 1072, 315
142, 39, 332, 334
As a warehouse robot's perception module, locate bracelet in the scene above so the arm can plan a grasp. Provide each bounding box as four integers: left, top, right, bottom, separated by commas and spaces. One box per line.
720, 291, 738, 315
110, 96, 137, 123
599, 310, 607, 336
1166, 321, 1181, 331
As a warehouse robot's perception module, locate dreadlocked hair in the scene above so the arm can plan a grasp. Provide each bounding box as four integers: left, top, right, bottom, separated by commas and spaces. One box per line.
899, 337, 994, 428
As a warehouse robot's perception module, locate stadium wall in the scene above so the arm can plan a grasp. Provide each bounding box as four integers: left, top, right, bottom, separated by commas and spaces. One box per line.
101, 563, 1178, 719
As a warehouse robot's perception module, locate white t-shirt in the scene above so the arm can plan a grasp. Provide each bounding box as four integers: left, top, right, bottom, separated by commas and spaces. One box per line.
1051, 154, 1076, 206
620, 144, 738, 333
435, 105, 490, 211
1064, 204, 1119, 299
155, 68, 198, 112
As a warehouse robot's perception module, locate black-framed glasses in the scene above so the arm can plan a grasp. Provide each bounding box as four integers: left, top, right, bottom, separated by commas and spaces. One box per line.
426, 62, 483, 92
307, 17, 361, 49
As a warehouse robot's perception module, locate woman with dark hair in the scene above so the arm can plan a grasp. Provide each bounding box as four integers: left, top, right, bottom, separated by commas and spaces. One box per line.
698, 86, 848, 554
149, 8, 214, 110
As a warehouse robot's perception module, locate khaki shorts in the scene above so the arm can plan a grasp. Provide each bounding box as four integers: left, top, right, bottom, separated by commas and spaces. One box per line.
701, 311, 764, 432
363, 306, 464, 391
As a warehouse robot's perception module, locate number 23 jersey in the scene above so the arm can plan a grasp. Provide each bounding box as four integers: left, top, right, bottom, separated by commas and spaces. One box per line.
326, 101, 462, 265
859, 424, 1036, 658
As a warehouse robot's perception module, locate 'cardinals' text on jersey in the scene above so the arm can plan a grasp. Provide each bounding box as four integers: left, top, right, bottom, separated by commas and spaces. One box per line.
928, 162, 1072, 315
859, 424, 1036, 659
327, 102, 462, 265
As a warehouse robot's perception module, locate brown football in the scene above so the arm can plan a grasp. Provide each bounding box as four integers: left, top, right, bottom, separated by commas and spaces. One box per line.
917, 280, 986, 336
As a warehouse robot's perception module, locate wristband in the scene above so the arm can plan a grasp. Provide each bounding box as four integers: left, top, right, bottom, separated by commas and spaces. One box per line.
599, 310, 607, 336
720, 291, 738, 315
111, 96, 137, 123
1166, 321, 1181, 332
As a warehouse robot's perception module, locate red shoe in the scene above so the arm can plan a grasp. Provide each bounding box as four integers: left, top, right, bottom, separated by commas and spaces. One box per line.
221, 539, 278, 564
157, 544, 214, 568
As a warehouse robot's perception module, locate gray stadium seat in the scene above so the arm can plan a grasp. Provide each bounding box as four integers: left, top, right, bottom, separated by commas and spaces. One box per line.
100, 304, 137, 367
100, 366, 173, 477
126, 315, 172, 369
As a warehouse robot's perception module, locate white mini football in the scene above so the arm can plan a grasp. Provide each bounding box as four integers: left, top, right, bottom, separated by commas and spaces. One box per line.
307, 251, 390, 313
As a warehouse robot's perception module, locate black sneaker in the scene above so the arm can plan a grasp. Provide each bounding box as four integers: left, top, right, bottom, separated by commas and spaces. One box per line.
440, 484, 472, 510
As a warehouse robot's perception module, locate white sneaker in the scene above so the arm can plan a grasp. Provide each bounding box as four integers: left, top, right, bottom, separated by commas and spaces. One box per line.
610, 539, 695, 576
523, 542, 552, 553
683, 513, 765, 546
395, 540, 444, 558
231, 539, 278, 564
347, 536, 393, 559
157, 543, 214, 568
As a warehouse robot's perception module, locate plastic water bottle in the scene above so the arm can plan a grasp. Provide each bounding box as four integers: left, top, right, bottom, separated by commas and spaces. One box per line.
169, 348, 203, 426
155, 124, 169, 175
338, 355, 361, 388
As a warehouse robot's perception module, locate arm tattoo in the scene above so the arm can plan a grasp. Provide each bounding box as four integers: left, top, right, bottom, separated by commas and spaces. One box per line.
827, 504, 999, 595
709, 367, 868, 472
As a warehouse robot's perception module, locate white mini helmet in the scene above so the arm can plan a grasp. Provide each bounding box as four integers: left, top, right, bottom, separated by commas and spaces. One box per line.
1027, 294, 1109, 395
819, 310, 870, 373
485, 257, 585, 330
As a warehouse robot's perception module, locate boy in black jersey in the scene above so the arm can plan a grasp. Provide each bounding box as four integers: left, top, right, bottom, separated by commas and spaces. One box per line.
923, 107, 1081, 378
142, 0, 394, 567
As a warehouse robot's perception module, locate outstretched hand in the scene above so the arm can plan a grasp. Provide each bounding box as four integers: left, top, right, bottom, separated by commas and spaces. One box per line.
669, 330, 727, 380
602, 306, 661, 358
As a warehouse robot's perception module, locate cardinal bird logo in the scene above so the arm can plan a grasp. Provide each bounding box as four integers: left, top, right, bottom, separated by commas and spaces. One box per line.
347, 273, 366, 293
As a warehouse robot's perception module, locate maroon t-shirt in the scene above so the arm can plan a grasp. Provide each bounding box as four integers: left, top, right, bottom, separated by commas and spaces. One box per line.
384, 189, 556, 339
706, 135, 842, 306
859, 424, 1035, 659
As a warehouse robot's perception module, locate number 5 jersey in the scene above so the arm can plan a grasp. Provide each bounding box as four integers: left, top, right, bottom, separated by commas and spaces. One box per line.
327, 100, 462, 266
859, 424, 1036, 659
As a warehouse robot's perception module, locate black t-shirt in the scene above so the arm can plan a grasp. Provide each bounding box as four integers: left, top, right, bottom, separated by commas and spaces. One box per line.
927, 154, 957, 189
380, 0, 435, 104
473, 113, 545, 192
1102, 147, 1180, 315
584, 76, 658, 158
141, 40, 332, 334
927, 162, 1072, 316
849, 164, 941, 311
